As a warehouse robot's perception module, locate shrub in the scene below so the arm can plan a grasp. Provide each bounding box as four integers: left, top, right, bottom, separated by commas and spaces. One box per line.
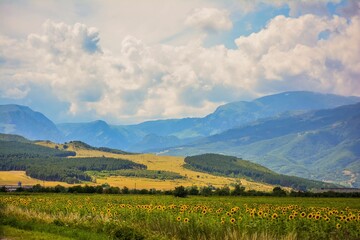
173, 186, 188, 198
113, 226, 145, 240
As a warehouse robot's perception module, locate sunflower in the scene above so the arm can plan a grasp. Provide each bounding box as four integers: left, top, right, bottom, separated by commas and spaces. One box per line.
176, 216, 181, 221
314, 215, 321, 220
272, 213, 278, 219
300, 212, 306, 218
289, 215, 295, 220
230, 218, 236, 224
307, 213, 313, 219
336, 223, 341, 229
183, 218, 189, 223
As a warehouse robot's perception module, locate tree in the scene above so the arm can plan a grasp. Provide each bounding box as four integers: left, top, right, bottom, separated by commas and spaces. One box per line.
273, 187, 287, 197
122, 186, 130, 194
215, 186, 230, 196
188, 186, 199, 195
231, 184, 245, 196
173, 186, 188, 198
200, 186, 213, 196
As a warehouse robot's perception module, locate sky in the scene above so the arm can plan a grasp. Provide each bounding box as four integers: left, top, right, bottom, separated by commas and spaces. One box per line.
0, 0, 359, 124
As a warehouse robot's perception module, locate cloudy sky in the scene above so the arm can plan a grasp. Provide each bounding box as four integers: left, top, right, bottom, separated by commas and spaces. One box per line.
0, 0, 359, 124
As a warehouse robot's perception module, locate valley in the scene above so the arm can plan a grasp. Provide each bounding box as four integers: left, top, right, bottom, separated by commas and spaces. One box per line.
1, 91, 359, 188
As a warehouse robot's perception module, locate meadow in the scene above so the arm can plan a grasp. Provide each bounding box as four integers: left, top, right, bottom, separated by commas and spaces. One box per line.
1, 194, 359, 240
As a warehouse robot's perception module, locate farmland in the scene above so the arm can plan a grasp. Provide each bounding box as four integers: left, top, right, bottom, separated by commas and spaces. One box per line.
34, 141, 275, 191
1, 194, 359, 240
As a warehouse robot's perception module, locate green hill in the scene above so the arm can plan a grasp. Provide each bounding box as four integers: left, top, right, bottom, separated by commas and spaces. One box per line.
166, 103, 360, 187
184, 153, 338, 191
0, 133, 32, 143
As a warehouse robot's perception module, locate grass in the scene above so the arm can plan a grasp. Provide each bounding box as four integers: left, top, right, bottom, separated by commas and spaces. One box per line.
1, 225, 73, 240
0, 215, 109, 240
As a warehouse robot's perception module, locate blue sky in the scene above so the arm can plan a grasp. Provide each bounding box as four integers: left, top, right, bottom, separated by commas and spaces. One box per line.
0, 0, 359, 124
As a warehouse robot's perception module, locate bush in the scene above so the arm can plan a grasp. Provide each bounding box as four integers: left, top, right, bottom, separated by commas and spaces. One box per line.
173, 186, 188, 198
113, 226, 145, 240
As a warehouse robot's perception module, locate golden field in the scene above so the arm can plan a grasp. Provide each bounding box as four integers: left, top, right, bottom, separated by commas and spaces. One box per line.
0, 171, 74, 187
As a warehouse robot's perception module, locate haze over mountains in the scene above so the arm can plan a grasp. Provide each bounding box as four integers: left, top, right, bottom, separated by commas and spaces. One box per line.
1, 91, 359, 187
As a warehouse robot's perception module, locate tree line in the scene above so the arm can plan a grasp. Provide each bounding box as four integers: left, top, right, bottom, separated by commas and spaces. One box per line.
2, 184, 359, 198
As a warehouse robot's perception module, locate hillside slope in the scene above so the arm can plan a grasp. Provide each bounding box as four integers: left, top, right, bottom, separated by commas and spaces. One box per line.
184, 154, 337, 191
164, 103, 360, 187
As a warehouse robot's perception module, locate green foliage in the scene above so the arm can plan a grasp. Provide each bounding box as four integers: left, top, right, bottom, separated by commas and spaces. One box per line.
187, 186, 199, 195
0, 133, 31, 143
184, 153, 338, 191
173, 186, 188, 198
88, 169, 184, 180
113, 226, 145, 240
0, 140, 146, 183
272, 187, 287, 197
231, 184, 245, 196
0, 140, 76, 157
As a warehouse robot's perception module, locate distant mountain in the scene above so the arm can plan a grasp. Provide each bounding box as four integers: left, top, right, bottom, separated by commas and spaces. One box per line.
58, 91, 360, 151
163, 103, 360, 187
125, 91, 360, 144
0, 104, 63, 142
57, 120, 133, 149
191, 91, 360, 135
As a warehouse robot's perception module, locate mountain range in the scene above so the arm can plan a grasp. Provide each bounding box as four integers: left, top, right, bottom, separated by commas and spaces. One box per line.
1, 91, 359, 187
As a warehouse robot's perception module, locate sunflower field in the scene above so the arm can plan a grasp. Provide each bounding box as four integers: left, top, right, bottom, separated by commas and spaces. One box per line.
1, 194, 359, 240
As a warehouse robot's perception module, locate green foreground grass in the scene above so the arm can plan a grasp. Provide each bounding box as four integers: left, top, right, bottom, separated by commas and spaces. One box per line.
1, 194, 360, 240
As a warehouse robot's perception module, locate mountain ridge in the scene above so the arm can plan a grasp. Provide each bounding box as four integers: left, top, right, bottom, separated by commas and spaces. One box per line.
162, 103, 360, 187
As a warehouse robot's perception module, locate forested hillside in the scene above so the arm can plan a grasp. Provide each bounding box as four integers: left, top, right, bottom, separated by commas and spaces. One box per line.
184, 154, 338, 191
0, 139, 145, 183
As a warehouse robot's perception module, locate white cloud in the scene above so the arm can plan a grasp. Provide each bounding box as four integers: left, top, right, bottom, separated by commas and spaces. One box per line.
185, 8, 233, 32
1, 8, 359, 123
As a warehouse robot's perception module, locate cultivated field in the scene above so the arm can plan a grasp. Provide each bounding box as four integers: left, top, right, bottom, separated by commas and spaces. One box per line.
1, 194, 359, 240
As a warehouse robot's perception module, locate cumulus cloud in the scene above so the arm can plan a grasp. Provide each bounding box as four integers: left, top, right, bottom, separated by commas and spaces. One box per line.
185, 8, 233, 32
1, 11, 359, 123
